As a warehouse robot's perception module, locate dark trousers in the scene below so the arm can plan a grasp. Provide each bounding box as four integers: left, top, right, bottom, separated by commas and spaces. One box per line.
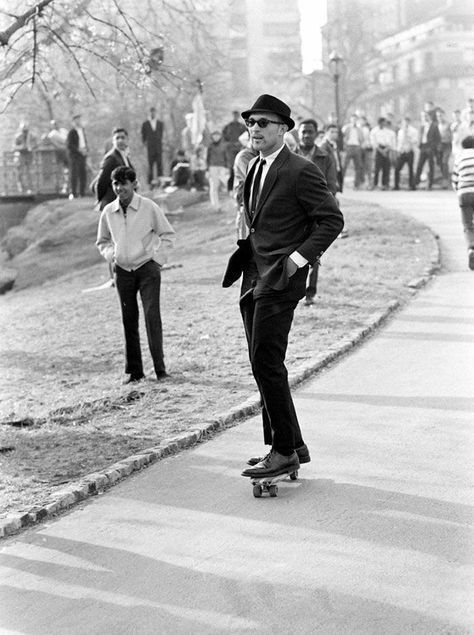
415, 145, 435, 188
115, 261, 165, 378
240, 289, 305, 456
394, 151, 414, 189
147, 151, 163, 184
459, 192, 474, 249
373, 150, 391, 187
343, 145, 363, 188
69, 154, 87, 197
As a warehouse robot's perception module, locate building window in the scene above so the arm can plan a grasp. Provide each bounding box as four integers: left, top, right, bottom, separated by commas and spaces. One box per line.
425, 51, 434, 69
407, 58, 415, 77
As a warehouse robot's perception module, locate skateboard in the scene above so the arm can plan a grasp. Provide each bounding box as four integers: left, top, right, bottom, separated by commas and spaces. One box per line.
250, 470, 298, 498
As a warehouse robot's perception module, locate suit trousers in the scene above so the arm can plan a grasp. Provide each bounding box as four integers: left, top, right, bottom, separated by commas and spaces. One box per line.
115, 261, 165, 378
240, 287, 305, 456
147, 150, 163, 183
373, 150, 391, 188
394, 151, 415, 189
69, 154, 87, 197
415, 145, 435, 188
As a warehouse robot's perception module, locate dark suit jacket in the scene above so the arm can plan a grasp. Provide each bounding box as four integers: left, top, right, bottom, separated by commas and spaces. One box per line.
66, 128, 87, 157
294, 146, 338, 196
141, 120, 163, 154
95, 149, 133, 210
420, 122, 441, 151
223, 145, 344, 293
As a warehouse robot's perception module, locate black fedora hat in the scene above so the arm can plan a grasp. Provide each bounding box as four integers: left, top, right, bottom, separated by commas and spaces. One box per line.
241, 94, 295, 131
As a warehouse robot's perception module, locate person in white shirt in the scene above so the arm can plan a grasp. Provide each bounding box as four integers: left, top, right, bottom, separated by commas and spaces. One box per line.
341, 114, 364, 189
96, 166, 175, 383
369, 117, 396, 190
460, 97, 474, 125
393, 116, 418, 190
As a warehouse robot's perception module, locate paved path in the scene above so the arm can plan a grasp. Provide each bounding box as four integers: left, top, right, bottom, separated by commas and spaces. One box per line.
1, 191, 473, 634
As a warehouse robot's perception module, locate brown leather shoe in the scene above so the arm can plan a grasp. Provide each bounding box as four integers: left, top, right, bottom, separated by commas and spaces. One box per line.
242, 450, 300, 478
247, 443, 310, 466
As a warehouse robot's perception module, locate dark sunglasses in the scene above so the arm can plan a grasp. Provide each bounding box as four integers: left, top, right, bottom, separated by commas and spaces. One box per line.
244, 117, 283, 129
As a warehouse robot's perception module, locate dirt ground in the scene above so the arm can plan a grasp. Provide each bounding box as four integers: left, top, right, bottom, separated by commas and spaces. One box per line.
0, 194, 436, 518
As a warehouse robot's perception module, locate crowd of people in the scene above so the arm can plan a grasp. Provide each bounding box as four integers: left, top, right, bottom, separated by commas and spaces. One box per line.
328, 98, 474, 192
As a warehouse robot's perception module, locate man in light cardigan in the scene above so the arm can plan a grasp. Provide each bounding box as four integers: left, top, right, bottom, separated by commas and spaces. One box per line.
96, 166, 175, 383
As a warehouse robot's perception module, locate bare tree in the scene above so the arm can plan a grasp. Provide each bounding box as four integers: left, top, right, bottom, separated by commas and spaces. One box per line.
323, 0, 378, 121
0, 0, 219, 113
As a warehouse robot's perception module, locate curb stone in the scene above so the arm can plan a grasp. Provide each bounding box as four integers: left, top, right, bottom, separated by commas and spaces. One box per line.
0, 232, 441, 539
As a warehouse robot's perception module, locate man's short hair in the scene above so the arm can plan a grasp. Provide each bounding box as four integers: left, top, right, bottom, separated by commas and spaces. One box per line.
299, 118, 318, 131
462, 135, 474, 149
111, 166, 136, 183
326, 124, 338, 131
112, 127, 128, 137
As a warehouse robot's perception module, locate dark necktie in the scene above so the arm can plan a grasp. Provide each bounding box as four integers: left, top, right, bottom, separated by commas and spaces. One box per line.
250, 158, 266, 215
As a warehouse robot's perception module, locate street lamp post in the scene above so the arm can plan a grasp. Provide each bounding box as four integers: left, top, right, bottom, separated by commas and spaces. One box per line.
329, 50, 344, 131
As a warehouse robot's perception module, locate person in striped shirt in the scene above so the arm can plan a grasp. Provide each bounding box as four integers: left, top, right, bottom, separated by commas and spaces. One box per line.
451, 135, 474, 270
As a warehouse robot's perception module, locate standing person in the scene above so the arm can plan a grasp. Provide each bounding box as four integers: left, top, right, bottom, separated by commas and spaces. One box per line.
94, 127, 134, 210
222, 94, 344, 479
451, 109, 464, 161
141, 106, 164, 188
436, 109, 452, 188
96, 166, 175, 383
92, 127, 134, 286
222, 110, 246, 192
13, 121, 36, 193
321, 124, 343, 193
206, 129, 229, 212
451, 135, 474, 271
393, 116, 418, 190
460, 97, 474, 124
233, 131, 258, 240
370, 117, 396, 190
341, 114, 364, 189
66, 114, 88, 198
358, 116, 373, 189
415, 111, 441, 190
45, 120, 68, 193
295, 118, 338, 306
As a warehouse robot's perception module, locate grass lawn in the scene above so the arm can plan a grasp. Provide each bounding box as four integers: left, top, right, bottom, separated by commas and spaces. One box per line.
0, 193, 436, 518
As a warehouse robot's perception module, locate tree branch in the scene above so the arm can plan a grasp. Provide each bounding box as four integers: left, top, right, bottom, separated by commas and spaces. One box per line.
0, 0, 54, 47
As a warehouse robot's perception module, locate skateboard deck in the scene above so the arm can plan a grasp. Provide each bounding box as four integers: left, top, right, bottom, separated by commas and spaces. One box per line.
249, 470, 298, 498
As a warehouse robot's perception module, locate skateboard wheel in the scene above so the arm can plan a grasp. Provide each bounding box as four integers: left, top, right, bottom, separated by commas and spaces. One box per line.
290, 471, 298, 481
269, 484, 278, 497
253, 484, 263, 498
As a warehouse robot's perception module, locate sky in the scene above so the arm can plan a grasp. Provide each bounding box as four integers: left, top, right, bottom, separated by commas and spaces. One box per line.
298, 0, 327, 74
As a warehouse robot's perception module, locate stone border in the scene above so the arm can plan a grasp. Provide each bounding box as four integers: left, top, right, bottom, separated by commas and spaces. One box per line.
0, 235, 441, 539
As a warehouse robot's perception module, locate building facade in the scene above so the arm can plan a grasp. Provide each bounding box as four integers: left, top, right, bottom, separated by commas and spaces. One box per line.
223, 0, 303, 109
361, 0, 474, 121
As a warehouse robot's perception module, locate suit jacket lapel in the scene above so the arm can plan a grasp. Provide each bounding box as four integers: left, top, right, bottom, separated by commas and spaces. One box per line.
244, 156, 259, 226
252, 145, 289, 221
